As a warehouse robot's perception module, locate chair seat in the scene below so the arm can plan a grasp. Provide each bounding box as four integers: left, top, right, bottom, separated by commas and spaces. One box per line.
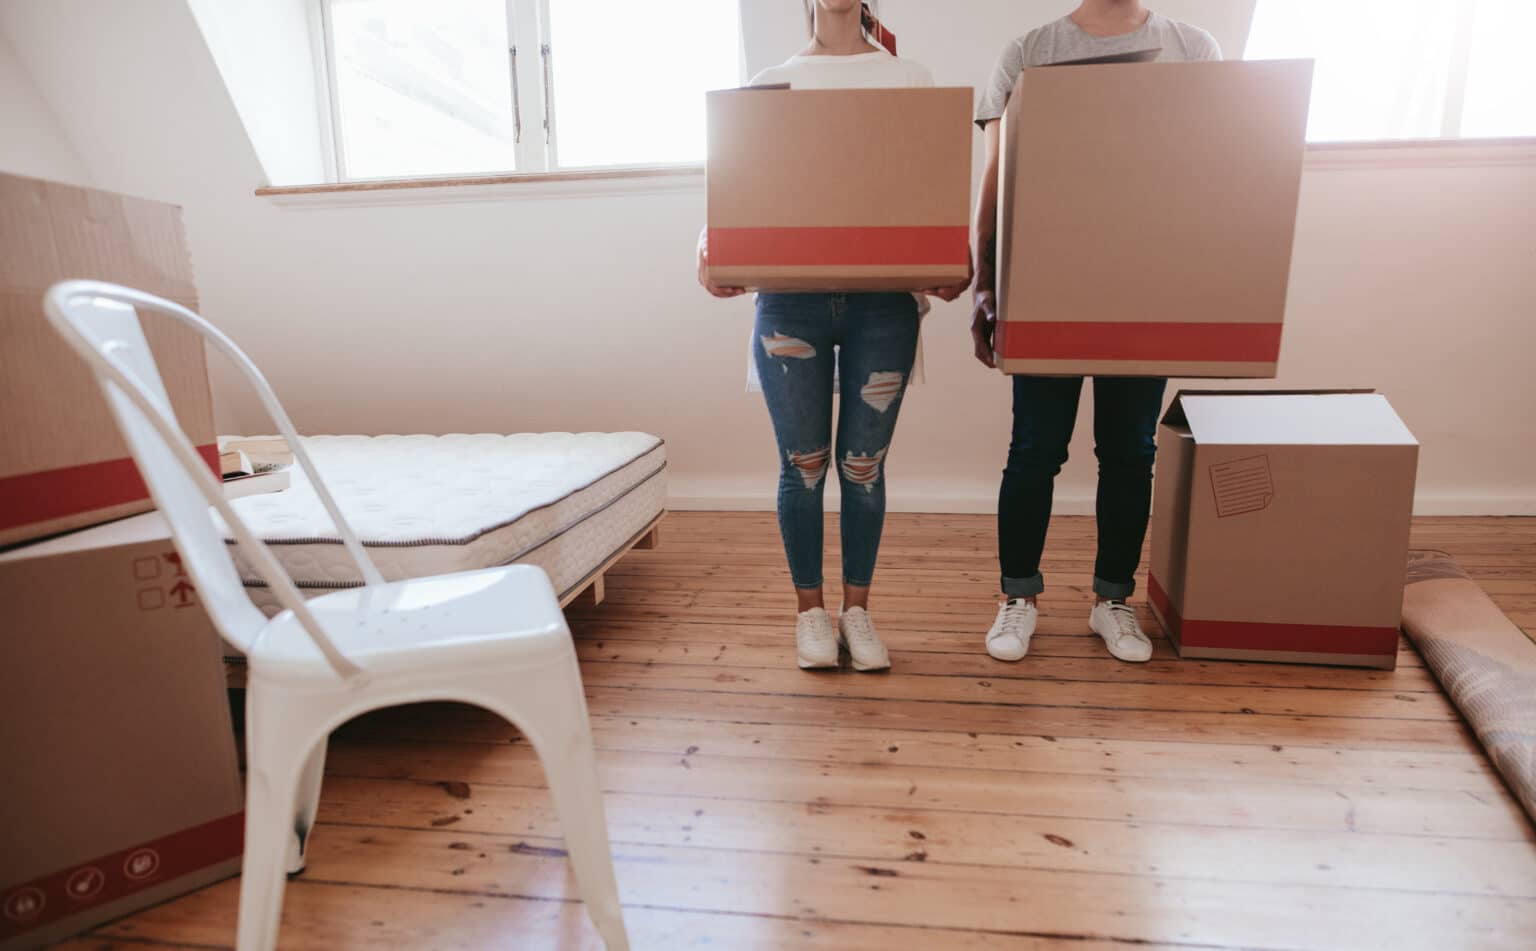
248, 564, 570, 683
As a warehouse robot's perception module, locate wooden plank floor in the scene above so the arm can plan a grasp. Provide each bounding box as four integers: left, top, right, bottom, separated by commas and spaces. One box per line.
66, 513, 1536, 950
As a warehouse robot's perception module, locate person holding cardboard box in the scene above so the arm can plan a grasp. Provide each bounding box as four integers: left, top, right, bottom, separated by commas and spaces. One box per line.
697, 0, 970, 673
968, 1, 1220, 664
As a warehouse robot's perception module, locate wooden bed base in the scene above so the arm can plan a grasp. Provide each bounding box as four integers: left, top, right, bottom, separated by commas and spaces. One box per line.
560, 512, 665, 608
225, 512, 666, 688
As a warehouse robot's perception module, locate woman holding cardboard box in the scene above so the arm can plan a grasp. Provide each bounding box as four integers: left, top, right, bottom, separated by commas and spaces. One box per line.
697, 0, 970, 672
969, 1, 1220, 664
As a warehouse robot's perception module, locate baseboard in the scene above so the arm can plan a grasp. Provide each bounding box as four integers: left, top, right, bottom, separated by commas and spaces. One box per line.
667, 491, 1536, 517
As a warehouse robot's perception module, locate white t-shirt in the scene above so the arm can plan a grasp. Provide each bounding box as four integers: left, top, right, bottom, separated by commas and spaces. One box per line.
750, 49, 935, 89
743, 48, 938, 391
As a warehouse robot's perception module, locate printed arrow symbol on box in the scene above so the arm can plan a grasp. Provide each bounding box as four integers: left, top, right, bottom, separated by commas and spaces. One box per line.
169, 579, 197, 608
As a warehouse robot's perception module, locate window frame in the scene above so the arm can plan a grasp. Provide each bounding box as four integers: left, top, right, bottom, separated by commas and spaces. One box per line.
315, 0, 736, 184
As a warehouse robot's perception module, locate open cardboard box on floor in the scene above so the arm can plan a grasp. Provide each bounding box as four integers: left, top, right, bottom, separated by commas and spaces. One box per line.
1148, 390, 1419, 669
706, 86, 973, 292
0, 512, 242, 950
0, 172, 217, 549
994, 59, 1313, 378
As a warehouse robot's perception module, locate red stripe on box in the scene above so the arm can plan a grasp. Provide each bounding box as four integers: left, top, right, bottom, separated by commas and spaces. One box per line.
998, 322, 1283, 363
0, 444, 219, 532
1148, 573, 1398, 656
1148, 573, 1181, 636
0, 811, 243, 940
709, 226, 970, 267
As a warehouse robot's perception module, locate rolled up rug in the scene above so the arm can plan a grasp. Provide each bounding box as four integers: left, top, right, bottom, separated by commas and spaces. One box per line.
1403, 550, 1536, 826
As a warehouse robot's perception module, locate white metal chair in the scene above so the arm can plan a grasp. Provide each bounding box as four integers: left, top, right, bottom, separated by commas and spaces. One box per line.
43, 280, 630, 951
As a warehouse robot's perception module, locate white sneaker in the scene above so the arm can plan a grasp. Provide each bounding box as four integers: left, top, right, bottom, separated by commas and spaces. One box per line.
796, 608, 838, 669
838, 606, 891, 672
1090, 600, 1154, 663
986, 599, 1038, 662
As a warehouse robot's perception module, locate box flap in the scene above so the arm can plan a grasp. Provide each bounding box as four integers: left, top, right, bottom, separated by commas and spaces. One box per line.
0, 511, 171, 563
1179, 392, 1417, 447
1162, 387, 1377, 427
1043, 48, 1162, 67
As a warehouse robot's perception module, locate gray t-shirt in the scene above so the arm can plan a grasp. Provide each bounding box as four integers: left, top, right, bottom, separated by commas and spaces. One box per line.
975, 13, 1222, 125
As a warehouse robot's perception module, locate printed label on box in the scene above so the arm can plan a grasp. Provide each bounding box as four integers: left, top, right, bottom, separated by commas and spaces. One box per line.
1209, 455, 1275, 518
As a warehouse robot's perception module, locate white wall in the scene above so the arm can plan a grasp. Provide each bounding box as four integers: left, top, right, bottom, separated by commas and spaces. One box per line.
0, 27, 91, 185
187, 0, 329, 186
3, 0, 1532, 515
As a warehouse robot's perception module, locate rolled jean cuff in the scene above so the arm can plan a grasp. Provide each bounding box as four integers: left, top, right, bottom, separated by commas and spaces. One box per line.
1093, 576, 1136, 601
793, 578, 825, 591
1001, 573, 1045, 598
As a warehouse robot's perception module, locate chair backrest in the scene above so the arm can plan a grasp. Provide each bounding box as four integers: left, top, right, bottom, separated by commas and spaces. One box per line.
43, 280, 382, 679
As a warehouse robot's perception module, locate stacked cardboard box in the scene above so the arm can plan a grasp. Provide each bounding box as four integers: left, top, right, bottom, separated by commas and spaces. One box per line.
0, 513, 242, 950
706, 86, 973, 292
0, 176, 240, 949
0, 172, 218, 549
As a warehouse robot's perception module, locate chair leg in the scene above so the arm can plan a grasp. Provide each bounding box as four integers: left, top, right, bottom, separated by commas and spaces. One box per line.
286, 737, 328, 875
237, 689, 316, 951
492, 652, 629, 951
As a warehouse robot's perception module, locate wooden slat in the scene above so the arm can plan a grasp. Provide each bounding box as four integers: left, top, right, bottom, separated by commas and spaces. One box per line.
85, 878, 1160, 951
120, 825, 1536, 951
317, 742, 1530, 841
303, 770, 1536, 894
338, 711, 1504, 792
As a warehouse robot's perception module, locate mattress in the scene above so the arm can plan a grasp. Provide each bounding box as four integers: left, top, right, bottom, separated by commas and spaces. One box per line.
218, 433, 666, 614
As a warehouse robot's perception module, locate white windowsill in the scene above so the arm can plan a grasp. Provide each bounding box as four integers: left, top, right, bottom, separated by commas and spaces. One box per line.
255, 138, 1535, 208
255, 164, 706, 207
1303, 137, 1536, 170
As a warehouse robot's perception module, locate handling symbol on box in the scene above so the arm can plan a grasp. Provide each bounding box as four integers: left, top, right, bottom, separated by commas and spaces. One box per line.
3, 887, 46, 922
169, 579, 197, 608
65, 867, 105, 902
138, 588, 166, 611
123, 848, 161, 882
163, 552, 186, 577
132, 556, 160, 581
1209, 455, 1275, 518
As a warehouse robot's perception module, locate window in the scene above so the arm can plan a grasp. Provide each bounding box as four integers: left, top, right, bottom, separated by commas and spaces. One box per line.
1245, 0, 1536, 142
321, 0, 742, 181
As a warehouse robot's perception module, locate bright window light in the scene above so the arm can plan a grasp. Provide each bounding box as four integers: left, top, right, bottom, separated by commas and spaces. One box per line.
546, 0, 741, 168
329, 0, 517, 179
1245, 0, 1459, 141
323, 0, 741, 181
1245, 0, 1535, 142
1461, 1, 1536, 137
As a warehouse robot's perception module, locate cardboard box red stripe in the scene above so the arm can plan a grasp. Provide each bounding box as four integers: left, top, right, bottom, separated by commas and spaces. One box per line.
1149, 574, 1399, 656
0, 811, 243, 941
1147, 572, 1182, 636
0, 444, 219, 532
997, 321, 1283, 362
709, 226, 969, 267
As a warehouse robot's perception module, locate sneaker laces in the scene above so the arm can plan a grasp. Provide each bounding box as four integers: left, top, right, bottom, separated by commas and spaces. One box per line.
1104, 601, 1144, 644
989, 600, 1033, 642
842, 608, 879, 646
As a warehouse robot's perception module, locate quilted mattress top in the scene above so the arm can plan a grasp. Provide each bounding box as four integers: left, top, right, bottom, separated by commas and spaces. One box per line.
219, 432, 665, 546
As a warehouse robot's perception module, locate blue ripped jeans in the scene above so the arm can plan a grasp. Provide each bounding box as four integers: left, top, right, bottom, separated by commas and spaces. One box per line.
754, 292, 920, 589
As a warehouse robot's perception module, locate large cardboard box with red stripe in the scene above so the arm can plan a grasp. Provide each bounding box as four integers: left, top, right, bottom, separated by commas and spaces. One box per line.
1148, 391, 1418, 669
705, 86, 972, 291
995, 59, 1314, 377
1, 173, 217, 548
0, 512, 241, 949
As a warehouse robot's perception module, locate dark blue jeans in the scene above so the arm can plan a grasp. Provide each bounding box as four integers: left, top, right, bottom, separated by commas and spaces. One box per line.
754, 292, 920, 589
999, 375, 1167, 600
